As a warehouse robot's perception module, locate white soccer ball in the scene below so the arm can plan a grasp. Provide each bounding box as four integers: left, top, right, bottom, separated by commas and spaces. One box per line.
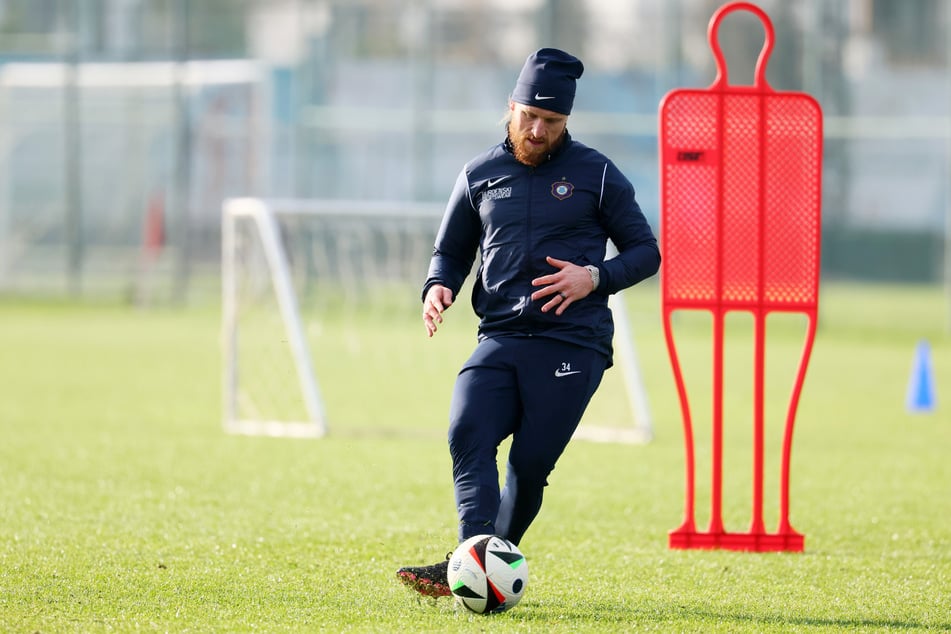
447, 534, 528, 614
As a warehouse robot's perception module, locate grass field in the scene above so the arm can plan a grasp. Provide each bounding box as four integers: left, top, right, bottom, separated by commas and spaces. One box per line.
1, 281, 949, 632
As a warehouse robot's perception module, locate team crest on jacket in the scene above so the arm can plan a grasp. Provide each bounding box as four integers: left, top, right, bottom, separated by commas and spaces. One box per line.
551, 180, 574, 200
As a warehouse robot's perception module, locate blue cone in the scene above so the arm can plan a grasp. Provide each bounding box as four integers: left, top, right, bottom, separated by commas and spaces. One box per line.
906, 340, 936, 413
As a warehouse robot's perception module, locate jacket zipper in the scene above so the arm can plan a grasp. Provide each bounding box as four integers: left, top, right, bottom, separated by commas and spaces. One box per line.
524, 167, 535, 333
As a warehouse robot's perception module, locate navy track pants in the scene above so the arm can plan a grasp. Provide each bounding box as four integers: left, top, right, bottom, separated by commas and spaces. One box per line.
448, 336, 607, 545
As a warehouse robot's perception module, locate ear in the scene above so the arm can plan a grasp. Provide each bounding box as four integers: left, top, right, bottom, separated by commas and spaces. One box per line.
508, 99, 515, 112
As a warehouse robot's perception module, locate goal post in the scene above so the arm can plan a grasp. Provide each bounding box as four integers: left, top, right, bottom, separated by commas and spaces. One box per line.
221, 197, 653, 442
222, 197, 327, 438
573, 240, 654, 444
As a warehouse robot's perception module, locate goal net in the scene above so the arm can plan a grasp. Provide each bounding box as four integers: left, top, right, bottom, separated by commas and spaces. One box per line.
221, 197, 653, 442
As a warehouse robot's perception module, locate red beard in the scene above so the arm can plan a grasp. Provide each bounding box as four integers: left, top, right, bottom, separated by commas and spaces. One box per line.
508, 121, 563, 167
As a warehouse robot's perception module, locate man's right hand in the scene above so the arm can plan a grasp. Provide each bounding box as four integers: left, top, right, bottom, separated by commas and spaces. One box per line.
422, 285, 454, 337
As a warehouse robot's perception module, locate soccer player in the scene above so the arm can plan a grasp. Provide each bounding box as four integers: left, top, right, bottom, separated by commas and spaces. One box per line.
397, 48, 660, 598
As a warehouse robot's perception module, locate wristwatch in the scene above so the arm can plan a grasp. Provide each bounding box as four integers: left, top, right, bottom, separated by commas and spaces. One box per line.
584, 265, 600, 291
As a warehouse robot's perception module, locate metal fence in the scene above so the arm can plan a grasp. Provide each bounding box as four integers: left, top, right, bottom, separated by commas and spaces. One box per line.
0, 0, 947, 303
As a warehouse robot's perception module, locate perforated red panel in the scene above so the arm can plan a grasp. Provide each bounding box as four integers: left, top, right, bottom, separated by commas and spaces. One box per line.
661, 91, 821, 310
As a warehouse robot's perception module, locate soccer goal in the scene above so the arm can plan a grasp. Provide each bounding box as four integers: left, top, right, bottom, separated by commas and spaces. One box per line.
221, 197, 653, 442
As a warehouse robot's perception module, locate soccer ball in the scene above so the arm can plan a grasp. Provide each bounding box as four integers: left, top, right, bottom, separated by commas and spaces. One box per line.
447, 534, 528, 614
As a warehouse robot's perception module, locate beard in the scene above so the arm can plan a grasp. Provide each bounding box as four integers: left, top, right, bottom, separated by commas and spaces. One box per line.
508, 120, 564, 167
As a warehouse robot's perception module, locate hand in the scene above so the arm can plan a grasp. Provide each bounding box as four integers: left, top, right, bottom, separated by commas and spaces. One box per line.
422, 284, 454, 337
530, 256, 595, 316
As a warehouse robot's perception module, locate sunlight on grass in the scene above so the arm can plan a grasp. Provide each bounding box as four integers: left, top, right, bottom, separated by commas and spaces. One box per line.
0, 284, 949, 632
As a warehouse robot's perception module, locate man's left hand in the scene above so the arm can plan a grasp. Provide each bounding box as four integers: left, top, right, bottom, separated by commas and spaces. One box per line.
531, 256, 596, 315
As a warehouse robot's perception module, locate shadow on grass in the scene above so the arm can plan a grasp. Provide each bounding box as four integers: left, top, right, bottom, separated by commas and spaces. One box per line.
506, 598, 947, 631
679, 606, 949, 632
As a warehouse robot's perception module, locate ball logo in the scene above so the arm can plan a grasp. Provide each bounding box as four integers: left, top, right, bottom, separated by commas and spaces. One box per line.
551, 181, 573, 200
447, 534, 528, 614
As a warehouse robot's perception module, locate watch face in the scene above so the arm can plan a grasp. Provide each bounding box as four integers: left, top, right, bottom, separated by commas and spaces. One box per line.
585, 265, 599, 289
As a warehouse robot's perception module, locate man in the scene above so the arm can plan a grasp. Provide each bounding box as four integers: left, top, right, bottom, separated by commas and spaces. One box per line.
397, 48, 660, 598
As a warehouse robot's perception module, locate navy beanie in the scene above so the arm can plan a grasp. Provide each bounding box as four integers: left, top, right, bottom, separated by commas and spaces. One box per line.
511, 48, 584, 115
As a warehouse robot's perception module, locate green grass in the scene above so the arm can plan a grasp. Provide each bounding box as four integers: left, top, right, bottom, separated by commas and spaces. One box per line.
1, 282, 949, 632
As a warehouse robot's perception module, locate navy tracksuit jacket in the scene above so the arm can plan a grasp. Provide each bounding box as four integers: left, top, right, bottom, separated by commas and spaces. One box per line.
422, 132, 660, 544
